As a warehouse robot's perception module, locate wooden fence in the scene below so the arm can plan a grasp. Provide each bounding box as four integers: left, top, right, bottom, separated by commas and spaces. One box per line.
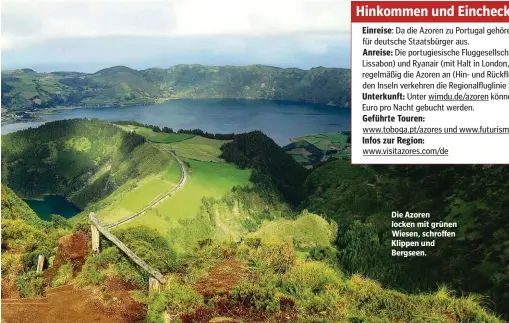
89, 212, 166, 286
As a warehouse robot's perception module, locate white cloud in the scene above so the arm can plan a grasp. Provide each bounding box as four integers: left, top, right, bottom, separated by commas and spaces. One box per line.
2, 0, 350, 50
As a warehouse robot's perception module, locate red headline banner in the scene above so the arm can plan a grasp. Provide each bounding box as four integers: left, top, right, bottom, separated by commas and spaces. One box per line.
351, 1, 509, 23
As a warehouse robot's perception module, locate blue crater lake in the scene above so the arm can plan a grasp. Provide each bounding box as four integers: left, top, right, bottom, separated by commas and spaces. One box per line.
1, 99, 351, 145
24, 195, 81, 220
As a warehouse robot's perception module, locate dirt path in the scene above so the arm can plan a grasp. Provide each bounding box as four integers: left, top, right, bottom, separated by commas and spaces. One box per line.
105, 146, 187, 229
2, 284, 145, 323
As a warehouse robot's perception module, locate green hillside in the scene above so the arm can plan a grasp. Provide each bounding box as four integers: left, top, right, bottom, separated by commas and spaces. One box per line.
1, 120, 505, 322
109, 159, 252, 240
302, 160, 509, 318
1, 65, 351, 111
1, 118, 172, 208
283, 132, 351, 167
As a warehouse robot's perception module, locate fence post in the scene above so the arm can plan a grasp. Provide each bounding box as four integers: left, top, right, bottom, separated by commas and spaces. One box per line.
91, 224, 100, 255
36, 255, 45, 273
149, 277, 161, 293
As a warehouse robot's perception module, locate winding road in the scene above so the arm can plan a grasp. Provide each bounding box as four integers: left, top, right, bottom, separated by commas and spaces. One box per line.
105, 145, 187, 229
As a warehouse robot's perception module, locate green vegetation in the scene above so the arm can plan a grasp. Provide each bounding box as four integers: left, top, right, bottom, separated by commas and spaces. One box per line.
116, 124, 194, 143
2, 121, 506, 321
248, 212, 337, 253
115, 121, 237, 141
2, 65, 351, 111
1, 119, 172, 209
163, 136, 230, 162
143, 237, 502, 322
51, 262, 73, 287
119, 159, 251, 241
112, 226, 177, 273
283, 132, 351, 167
75, 225, 175, 288
75, 246, 147, 288
93, 163, 181, 224
1, 185, 72, 297
1, 185, 46, 227
303, 160, 509, 318
220, 131, 310, 205
136, 275, 203, 323
167, 186, 291, 254
16, 271, 45, 298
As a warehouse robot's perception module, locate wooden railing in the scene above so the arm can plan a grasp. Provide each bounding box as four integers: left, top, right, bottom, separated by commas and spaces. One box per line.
88, 146, 187, 289
89, 212, 165, 285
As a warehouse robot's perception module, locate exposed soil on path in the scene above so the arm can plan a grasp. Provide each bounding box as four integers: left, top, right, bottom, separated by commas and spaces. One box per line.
44, 233, 90, 285
2, 233, 146, 323
2, 284, 145, 323
194, 258, 248, 298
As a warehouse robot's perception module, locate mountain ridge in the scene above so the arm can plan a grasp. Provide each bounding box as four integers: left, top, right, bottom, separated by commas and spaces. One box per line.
2, 64, 346, 75
1, 64, 351, 111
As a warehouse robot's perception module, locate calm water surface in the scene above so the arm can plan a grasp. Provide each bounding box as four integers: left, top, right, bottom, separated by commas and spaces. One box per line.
1, 99, 351, 145
24, 195, 81, 220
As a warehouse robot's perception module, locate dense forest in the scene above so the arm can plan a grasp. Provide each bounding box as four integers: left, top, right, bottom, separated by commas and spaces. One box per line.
220, 131, 310, 205
1, 65, 351, 111
302, 160, 509, 318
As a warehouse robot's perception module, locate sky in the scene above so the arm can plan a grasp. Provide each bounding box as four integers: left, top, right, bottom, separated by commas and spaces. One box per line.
1, 0, 351, 72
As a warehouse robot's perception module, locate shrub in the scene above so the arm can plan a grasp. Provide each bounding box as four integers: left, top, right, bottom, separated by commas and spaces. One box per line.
244, 236, 262, 249
49, 214, 72, 229
114, 226, 177, 273
340, 275, 502, 323
16, 271, 44, 298
197, 238, 213, 249
252, 241, 296, 274
307, 246, 340, 267
72, 219, 91, 235
2, 253, 24, 280
22, 245, 54, 270
229, 271, 280, 313
282, 262, 342, 296
138, 275, 204, 323
111, 259, 147, 287
75, 247, 147, 288
52, 262, 73, 287
281, 262, 342, 315
2, 219, 46, 253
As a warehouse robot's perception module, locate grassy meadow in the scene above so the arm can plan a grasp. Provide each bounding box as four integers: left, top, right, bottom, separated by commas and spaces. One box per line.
116, 124, 194, 143
95, 160, 181, 225
121, 159, 251, 235
94, 123, 251, 238
162, 136, 230, 162
248, 212, 336, 251
293, 133, 348, 150
285, 132, 351, 166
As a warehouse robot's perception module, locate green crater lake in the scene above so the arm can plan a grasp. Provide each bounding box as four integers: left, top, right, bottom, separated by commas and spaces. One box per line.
24, 195, 81, 220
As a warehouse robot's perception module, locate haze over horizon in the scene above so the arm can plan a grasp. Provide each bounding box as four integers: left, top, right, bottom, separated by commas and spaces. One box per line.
2, 0, 351, 73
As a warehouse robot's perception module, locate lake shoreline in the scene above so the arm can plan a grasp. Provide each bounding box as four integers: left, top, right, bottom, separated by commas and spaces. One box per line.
23, 195, 82, 220
38, 97, 345, 113
4, 98, 345, 125
2, 99, 351, 146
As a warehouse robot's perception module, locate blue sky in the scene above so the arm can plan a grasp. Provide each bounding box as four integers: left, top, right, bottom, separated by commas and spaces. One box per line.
2, 0, 351, 73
